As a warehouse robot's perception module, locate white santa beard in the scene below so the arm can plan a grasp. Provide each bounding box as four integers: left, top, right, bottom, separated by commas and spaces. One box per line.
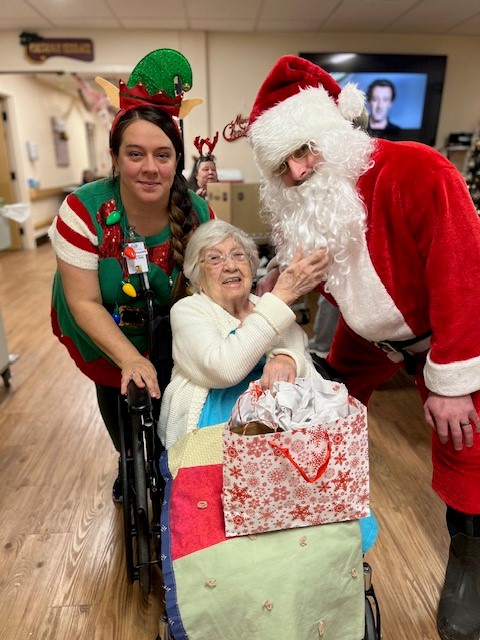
260, 136, 374, 290
261, 169, 366, 289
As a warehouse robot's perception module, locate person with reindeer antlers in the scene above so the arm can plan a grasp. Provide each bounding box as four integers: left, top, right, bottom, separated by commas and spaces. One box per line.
187, 132, 219, 198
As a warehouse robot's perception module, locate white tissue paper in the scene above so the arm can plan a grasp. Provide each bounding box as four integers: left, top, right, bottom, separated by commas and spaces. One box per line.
230, 377, 350, 431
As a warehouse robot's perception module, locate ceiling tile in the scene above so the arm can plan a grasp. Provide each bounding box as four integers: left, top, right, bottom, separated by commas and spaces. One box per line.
0, 18, 53, 29
1, 0, 50, 18
257, 20, 324, 31
448, 12, 480, 35
322, 0, 419, 32
188, 19, 257, 32
108, 0, 186, 18
259, 0, 338, 21
387, 0, 480, 33
117, 18, 189, 29
46, 18, 123, 29
30, 0, 115, 19
0, 0, 479, 36
185, 0, 262, 20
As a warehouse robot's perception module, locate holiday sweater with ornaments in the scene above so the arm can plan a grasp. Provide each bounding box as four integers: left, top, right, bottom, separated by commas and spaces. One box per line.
159, 290, 320, 449
49, 178, 214, 387
322, 139, 480, 397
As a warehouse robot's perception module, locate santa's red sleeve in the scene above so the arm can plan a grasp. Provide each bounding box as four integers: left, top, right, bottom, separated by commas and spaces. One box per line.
334, 141, 480, 397
415, 160, 480, 395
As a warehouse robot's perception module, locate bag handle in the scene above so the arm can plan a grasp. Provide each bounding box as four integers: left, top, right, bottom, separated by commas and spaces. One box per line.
268, 436, 331, 483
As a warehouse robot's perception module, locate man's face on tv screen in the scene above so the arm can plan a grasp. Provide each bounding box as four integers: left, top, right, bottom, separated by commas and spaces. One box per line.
368, 86, 393, 123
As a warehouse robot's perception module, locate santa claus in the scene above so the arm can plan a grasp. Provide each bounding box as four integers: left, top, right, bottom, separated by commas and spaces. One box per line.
248, 55, 480, 640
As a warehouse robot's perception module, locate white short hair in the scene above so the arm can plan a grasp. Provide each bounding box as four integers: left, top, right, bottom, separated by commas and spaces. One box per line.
184, 220, 260, 292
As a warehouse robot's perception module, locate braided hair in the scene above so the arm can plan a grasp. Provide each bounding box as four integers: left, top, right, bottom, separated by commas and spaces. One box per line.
109, 106, 196, 268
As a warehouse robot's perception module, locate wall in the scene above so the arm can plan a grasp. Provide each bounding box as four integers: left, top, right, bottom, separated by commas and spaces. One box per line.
0, 74, 107, 246
1, 75, 95, 187
0, 30, 210, 181
0, 27, 479, 238
207, 31, 480, 181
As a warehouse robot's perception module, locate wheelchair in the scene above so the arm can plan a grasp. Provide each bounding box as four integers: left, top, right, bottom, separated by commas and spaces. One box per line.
117, 259, 382, 638
363, 562, 382, 639
117, 272, 170, 596
155, 353, 382, 640
118, 382, 163, 596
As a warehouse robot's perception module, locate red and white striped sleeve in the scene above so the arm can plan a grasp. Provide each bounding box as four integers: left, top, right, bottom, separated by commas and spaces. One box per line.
48, 194, 99, 270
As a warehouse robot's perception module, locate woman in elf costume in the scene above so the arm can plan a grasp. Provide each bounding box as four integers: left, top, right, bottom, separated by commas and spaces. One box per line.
49, 49, 214, 500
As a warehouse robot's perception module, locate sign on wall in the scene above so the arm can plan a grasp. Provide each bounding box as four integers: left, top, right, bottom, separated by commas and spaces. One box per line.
20, 32, 94, 63
223, 114, 249, 142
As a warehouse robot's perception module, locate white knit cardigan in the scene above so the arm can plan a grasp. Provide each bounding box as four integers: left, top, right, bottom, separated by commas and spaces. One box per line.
158, 291, 320, 448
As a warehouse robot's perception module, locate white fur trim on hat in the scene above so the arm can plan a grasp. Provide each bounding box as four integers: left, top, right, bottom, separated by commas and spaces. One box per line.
249, 85, 364, 177
338, 83, 366, 121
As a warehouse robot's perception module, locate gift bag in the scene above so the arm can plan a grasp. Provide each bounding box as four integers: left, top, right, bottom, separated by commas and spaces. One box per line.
222, 378, 370, 537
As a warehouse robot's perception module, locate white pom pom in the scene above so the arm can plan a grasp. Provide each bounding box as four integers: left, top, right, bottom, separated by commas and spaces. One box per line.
338, 83, 366, 121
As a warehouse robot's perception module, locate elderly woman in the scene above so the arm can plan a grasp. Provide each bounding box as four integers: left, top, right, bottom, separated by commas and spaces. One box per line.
157, 221, 376, 640
158, 219, 329, 448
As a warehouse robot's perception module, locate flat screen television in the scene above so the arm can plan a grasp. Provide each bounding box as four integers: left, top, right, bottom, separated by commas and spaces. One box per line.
300, 53, 447, 147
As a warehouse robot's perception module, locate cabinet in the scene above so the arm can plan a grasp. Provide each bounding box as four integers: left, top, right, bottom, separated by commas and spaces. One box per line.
445, 145, 470, 171
206, 183, 269, 236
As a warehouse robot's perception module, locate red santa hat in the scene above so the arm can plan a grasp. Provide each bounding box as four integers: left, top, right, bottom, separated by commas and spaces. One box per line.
248, 55, 366, 176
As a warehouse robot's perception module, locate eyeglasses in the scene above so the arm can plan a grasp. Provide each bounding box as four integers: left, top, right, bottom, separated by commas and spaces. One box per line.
272, 141, 318, 178
198, 250, 249, 267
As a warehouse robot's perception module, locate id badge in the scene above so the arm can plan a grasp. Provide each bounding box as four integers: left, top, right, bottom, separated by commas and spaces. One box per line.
124, 241, 149, 275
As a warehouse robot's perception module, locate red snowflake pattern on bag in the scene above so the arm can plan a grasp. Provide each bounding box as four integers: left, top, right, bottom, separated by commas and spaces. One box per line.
222, 393, 370, 537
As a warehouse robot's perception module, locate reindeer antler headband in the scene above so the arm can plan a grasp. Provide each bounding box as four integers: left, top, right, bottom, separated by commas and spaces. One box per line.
193, 132, 219, 158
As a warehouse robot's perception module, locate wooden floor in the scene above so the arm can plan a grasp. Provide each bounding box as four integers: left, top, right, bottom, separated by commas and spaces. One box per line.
0, 242, 448, 640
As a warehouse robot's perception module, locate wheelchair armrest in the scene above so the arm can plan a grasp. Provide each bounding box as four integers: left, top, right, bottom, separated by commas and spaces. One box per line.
127, 380, 153, 415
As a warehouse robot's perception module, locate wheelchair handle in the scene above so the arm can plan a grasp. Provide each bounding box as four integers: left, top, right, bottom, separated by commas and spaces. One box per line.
127, 379, 153, 415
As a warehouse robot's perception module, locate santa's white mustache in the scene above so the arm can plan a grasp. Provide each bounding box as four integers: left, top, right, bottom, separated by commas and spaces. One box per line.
261, 166, 368, 290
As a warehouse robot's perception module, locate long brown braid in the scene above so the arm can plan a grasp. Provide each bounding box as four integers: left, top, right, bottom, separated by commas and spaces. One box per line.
168, 172, 196, 268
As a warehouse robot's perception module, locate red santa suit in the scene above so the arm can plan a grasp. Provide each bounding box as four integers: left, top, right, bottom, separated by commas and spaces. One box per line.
248, 55, 480, 516
324, 138, 480, 515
